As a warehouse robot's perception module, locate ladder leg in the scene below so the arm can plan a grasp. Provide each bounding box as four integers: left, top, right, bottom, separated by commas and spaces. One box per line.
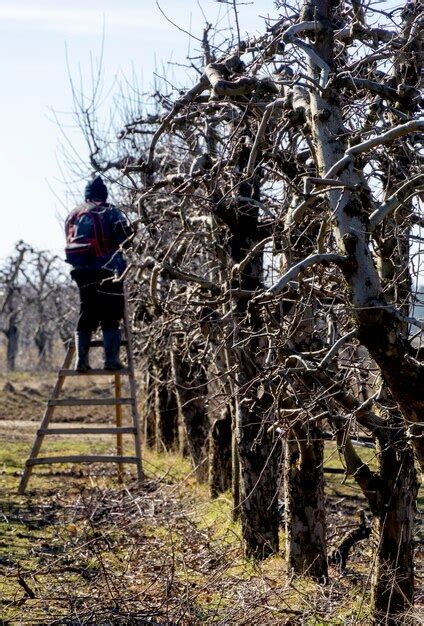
123, 286, 144, 484
18, 343, 75, 494
19, 287, 143, 493
114, 373, 124, 483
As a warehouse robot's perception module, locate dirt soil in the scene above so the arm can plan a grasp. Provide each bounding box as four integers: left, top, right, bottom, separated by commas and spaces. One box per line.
0, 373, 133, 424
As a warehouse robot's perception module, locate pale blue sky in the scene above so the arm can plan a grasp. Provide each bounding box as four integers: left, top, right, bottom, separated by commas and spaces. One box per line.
0, 0, 276, 262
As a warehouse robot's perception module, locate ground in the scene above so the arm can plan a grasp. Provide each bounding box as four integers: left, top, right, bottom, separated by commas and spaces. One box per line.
0, 373, 423, 625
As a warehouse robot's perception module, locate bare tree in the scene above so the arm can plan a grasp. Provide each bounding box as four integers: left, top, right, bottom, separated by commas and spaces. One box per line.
0, 242, 77, 371
67, 0, 423, 620
21, 250, 70, 368
0, 242, 29, 370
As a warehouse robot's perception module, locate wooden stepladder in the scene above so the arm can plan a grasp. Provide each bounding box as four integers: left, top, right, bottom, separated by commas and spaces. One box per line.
18, 294, 143, 494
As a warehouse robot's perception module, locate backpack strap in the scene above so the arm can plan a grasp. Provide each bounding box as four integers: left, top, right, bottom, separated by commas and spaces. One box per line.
65, 206, 90, 243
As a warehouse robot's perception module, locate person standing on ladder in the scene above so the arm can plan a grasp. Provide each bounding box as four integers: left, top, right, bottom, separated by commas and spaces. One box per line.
65, 176, 133, 371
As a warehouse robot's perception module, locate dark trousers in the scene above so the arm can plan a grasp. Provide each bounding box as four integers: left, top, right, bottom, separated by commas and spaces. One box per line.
71, 269, 124, 332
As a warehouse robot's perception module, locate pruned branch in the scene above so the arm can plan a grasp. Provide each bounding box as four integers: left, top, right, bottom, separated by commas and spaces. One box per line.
266, 253, 347, 296
369, 174, 424, 231
283, 21, 330, 88
205, 61, 258, 98
325, 120, 424, 180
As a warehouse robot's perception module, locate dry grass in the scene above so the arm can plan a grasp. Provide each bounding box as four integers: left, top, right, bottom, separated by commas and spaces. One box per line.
0, 378, 423, 625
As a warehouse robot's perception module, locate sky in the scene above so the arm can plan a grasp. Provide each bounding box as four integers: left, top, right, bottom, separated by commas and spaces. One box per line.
0, 0, 276, 262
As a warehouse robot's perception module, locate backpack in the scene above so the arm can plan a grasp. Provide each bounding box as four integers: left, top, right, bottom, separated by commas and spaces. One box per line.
65, 202, 116, 266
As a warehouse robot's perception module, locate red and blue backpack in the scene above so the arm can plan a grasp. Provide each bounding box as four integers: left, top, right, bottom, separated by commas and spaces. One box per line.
65, 201, 117, 267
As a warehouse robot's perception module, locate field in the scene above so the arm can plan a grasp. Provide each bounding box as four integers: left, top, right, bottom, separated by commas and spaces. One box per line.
0, 373, 423, 625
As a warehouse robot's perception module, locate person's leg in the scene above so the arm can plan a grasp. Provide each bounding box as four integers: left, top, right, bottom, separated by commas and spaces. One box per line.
98, 272, 125, 370
71, 270, 101, 370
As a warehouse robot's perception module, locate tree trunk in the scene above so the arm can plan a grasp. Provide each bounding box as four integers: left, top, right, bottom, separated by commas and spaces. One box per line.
207, 358, 233, 498
34, 327, 51, 370
222, 146, 280, 557
143, 366, 156, 448
231, 404, 241, 521
153, 360, 178, 452
5, 315, 19, 371
284, 424, 328, 581
171, 348, 210, 483
371, 420, 418, 624
209, 406, 232, 498
236, 388, 280, 558
281, 187, 329, 580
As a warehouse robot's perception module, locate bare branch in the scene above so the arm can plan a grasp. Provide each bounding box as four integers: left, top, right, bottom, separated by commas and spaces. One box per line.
369, 174, 424, 231
283, 21, 330, 88
325, 120, 424, 179
266, 253, 347, 296
318, 330, 358, 368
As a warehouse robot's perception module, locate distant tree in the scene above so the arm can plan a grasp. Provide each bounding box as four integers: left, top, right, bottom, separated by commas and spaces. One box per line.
21, 249, 73, 368
0, 242, 77, 370
0, 242, 29, 370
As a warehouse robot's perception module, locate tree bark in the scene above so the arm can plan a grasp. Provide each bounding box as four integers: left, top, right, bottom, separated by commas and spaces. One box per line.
370, 418, 418, 624
209, 406, 232, 498
236, 387, 280, 558
231, 403, 241, 521
171, 347, 210, 483
207, 358, 233, 498
34, 326, 51, 370
280, 188, 329, 580
153, 359, 179, 452
155, 369, 178, 453
5, 315, 19, 371
284, 424, 328, 581
143, 366, 156, 448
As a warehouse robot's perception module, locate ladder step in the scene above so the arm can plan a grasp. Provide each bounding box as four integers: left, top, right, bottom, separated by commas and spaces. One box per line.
38, 427, 136, 435
59, 368, 130, 376
25, 455, 139, 466
48, 398, 134, 407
